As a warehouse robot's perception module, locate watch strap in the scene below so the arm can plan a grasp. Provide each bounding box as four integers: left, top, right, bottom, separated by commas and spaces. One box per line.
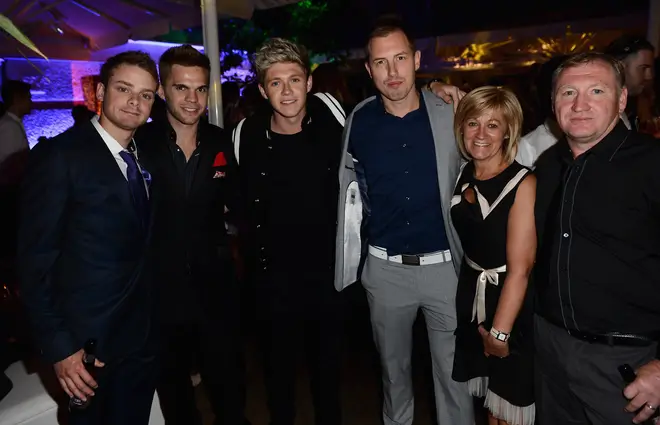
490, 327, 510, 342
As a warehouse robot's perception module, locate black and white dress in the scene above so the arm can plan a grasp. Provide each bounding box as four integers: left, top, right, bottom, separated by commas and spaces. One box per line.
450, 160, 535, 425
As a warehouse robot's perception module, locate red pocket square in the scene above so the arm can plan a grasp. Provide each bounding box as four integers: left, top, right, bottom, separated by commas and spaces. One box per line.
213, 152, 227, 166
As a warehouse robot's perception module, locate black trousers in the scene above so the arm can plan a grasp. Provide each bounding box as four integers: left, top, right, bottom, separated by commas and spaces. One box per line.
534, 315, 658, 425
256, 269, 343, 425
68, 348, 158, 425
156, 319, 246, 425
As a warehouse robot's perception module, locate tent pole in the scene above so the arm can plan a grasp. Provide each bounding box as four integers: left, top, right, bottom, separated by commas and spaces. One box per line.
201, 0, 223, 128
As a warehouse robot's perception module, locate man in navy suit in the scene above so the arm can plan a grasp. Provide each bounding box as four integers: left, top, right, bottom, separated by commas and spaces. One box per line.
18, 51, 159, 425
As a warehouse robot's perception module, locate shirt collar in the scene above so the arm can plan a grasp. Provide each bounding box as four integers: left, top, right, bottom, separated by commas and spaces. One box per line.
160, 116, 205, 147
6, 112, 22, 124
91, 115, 137, 155
375, 91, 426, 116
558, 120, 631, 164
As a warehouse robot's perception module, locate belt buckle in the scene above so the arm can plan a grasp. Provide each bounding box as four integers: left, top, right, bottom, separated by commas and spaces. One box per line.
401, 254, 420, 266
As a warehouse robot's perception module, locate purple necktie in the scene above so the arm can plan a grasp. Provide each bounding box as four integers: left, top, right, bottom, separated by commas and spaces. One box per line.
119, 150, 149, 230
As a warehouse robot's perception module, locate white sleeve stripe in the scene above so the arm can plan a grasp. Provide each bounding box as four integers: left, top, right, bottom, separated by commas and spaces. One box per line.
232, 118, 246, 165
318, 92, 345, 118
313, 92, 346, 126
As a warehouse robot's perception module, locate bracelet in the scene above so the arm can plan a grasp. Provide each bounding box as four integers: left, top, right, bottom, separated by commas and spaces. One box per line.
426, 78, 442, 91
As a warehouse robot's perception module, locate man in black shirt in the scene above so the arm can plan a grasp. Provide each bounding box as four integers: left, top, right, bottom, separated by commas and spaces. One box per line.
135, 45, 246, 425
534, 51, 660, 425
231, 37, 346, 425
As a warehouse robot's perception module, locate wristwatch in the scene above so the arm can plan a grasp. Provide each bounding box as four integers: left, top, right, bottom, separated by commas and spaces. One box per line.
490, 327, 510, 342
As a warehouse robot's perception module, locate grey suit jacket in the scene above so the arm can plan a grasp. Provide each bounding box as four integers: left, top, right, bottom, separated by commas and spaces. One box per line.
334, 89, 464, 291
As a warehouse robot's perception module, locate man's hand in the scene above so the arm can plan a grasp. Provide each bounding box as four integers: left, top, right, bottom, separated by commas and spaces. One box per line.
624, 359, 660, 424
429, 81, 466, 112
478, 325, 510, 358
54, 349, 104, 401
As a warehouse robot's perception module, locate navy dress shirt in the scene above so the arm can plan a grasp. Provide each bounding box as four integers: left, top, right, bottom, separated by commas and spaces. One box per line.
350, 95, 449, 255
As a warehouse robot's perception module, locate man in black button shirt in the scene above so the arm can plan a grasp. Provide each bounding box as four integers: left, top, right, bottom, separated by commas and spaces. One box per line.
135, 45, 246, 425
534, 52, 660, 425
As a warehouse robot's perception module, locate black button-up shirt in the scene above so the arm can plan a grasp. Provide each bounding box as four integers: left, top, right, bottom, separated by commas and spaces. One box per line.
349, 95, 449, 255
535, 121, 660, 335
166, 126, 201, 197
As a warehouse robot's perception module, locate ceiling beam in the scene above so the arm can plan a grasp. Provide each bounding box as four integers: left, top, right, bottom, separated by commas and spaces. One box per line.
22, 0, 69, 21
69, 0, 131, 30
14, 0, 40, 21
117, 0, 169, 18
4, 0, 26, 16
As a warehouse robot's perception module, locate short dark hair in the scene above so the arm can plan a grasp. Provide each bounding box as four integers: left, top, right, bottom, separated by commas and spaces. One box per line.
365, 14, 416, 58
100, 51, 158, 88
551, 52, 626, 103
1, 80, 31, 107
536, 55, 569, 118
159, 44, 211, 85
605, 35, 654, 61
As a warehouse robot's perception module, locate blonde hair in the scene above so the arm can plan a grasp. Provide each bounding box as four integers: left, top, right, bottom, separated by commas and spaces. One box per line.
254, 38, 310, 85
454, 86, 523, 164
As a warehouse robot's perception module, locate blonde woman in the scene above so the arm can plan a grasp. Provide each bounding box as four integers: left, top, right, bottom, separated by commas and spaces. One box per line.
450, 86, 536, 425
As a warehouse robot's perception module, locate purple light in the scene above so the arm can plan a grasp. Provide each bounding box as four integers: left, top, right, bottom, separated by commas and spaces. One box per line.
5, 46, 254, 147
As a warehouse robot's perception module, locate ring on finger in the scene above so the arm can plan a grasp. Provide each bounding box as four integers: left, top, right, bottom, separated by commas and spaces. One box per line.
647, 403, 656, 410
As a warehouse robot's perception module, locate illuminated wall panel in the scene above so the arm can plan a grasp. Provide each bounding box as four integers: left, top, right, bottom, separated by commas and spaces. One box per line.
4, 58, 102, 103
23, 110, 74, 148
3, 58, 102, 146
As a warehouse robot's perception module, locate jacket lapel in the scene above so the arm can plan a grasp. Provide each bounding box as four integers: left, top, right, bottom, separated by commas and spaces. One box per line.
421, 90, 464, 273
421, 90, 459, 209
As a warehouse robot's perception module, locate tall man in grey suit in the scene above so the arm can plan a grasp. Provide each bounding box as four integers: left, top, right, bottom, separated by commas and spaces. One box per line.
335, 16, 473, 425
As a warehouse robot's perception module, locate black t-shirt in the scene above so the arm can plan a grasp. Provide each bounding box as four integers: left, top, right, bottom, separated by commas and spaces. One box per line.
263, 130, 338, 270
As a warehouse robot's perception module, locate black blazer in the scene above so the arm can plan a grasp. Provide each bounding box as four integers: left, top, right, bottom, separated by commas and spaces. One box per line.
135, 119, 239, 322
17, 120, 152, 364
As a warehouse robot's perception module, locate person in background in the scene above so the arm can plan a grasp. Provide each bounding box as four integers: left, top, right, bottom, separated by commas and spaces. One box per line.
0, 80, 32, 294
534, 51, 660, 425
451, 86, 536, 425
222, 81, 241, 128
71, 105, 96, 127
18, 51, 159, 425
135, 45, 248, 425
604, 35, 655, 130
515, 56, 567, 167
0, 80, 31, 185
311, 62, 356, 113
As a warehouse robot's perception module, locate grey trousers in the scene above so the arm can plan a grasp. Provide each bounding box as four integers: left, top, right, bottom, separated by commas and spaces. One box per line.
361, 255, 474, 425
535, 315, 658, 425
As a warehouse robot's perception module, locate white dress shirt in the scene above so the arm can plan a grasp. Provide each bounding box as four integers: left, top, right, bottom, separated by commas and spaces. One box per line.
515, 120, 562, 168
0, 112, 29, 185
91, 116, 148, 195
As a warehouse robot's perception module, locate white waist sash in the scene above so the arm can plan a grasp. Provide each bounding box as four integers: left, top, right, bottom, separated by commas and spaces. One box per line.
465, 256, 506, 324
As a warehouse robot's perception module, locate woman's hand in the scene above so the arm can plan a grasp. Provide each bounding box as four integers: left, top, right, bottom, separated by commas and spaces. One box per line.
478, 325, 510, 358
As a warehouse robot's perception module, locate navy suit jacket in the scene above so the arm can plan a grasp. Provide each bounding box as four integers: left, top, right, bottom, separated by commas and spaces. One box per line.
17, 120, 152, 364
